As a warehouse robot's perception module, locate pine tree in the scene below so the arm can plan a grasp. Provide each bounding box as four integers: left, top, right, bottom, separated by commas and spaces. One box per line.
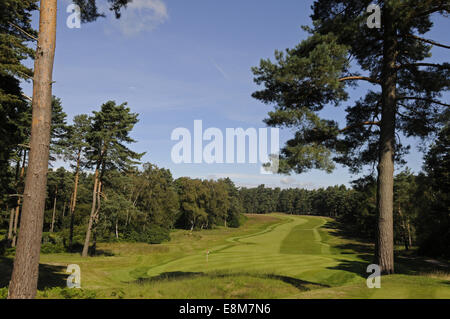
63, 114, 90, 250
251, 0, 449, 274
81, 101, 143, 257
0, 0, 36, 197
8, 0, 132, 298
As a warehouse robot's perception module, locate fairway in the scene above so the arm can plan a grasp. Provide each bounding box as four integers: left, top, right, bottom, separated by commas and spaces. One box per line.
2, 214, 448, 299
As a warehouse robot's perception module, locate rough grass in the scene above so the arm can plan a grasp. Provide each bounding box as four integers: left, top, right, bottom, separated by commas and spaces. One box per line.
1, 213, 449, 299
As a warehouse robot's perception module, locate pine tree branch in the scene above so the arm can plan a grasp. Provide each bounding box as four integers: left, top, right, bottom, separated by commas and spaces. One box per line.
396, 62, 449, 70
412, 4, 450, 19
22, 94, 32, 102
339, 121, 380, 133
338, 76, 380, 85
406, 34, 450, 49
397, 96, 450, 107
8, 22, 38, 42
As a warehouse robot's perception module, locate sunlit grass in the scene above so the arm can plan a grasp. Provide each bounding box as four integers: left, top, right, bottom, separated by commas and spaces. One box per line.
1, 213, 449, 299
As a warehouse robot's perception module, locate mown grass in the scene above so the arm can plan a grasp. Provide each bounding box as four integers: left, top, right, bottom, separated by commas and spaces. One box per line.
1, 213, 449, 299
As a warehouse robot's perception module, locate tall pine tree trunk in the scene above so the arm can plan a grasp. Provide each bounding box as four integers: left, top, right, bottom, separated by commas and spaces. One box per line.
69, 150, 81, 250
91, 181, 102, 256
8, 0, 57, 299
82, 167, 99, 257
376, 5, 397, 275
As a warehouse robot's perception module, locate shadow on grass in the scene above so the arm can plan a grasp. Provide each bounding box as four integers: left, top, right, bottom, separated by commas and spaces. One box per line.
66, 243, 114, 257
323, 221, 450, 278
0, 256, 66, 290
131, 271, 329, 292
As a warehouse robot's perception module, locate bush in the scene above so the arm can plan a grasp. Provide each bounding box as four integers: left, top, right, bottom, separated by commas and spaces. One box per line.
41, 243, 65, 254
125, 225, 170, 244
0, 287, 7, 299
38, 287, 97, 299
228, 213, 244, 228
0, 238, 9, 256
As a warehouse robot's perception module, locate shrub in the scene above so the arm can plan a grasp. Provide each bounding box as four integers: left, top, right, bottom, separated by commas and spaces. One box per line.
38, 287, 97, 299
0, 287, 7, 299
125, 225, 170, 244
40, 243, 65, 254
0, 238, 9, 256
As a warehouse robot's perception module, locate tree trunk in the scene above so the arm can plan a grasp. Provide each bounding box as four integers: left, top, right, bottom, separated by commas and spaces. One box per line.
397, 204, 409, 250
81, 167, 99, 257
376, 6, 397, 275
50, 187, 57, 233
8, 0, 57, 299
69, 150, 81, 251
62, 201, 66, 218
91, 181, 102, 256
11, 202, 20, 248
115, 219, 119, 239
8, 207, 15, 240
407, 222, 412, 248
11, 151, 27, 247
8, 154, 22, 242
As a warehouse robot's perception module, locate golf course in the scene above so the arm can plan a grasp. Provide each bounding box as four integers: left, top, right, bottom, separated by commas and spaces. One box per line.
2, 213, 448, 299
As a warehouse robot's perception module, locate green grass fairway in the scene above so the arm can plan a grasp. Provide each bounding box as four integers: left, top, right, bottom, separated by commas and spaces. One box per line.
1, 214, 449, 299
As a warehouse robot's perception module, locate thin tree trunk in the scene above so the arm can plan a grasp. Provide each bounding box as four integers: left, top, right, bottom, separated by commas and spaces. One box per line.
8, 155, 22, 242
69, 150, 81, 251
12, 151, 27, 247
376, 5, 397, 275
62, 201, 66, 218
82, 167, 99, 257
115, 218, 119, 239
8, 207, 14, 240
11, 198, 21, 248
397, 204, 409, 250
8, 0, 57, 299
50, 186, 57, 233
407, 221, 412, 248
91, 181, 102, 256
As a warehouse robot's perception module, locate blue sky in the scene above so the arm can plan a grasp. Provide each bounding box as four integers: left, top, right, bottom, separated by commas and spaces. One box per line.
22, 0, 449, 189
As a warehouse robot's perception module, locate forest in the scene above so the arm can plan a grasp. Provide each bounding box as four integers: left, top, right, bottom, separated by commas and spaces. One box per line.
0, 99, 244, 255
239, 145, 450, 258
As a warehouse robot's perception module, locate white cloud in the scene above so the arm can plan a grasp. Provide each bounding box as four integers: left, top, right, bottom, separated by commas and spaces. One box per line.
280, 176, 296, 185
110, 0, 169, 36
200, 173, 319, 190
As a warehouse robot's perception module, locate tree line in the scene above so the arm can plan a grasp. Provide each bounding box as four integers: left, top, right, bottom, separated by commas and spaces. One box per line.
0, 101, 244, 256
238, 126, 449, 258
